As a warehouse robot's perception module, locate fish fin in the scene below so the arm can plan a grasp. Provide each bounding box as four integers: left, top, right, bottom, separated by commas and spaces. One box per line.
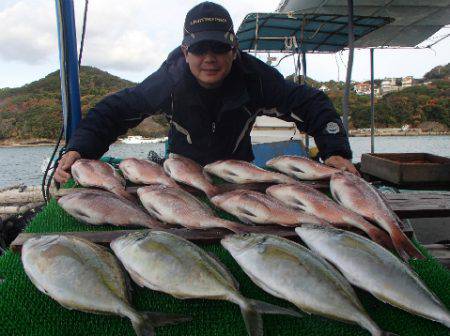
381, 332, 400, 336
132, 311, 191, 336
391, 228, 425, 261
246, 299, 302, 318
206, 251, 240, 290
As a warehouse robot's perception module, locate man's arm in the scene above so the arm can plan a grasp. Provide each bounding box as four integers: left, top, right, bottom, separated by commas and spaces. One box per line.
55, 63, 173, 183
258, 65, 357, 174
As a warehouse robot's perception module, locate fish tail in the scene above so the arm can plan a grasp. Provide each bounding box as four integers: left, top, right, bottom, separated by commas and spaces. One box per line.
366, 227, 395, 251
240, 306, 263, 336
205, 185, 222, 198
240, 298, 301, 336
131, 311, 191, 336
113, 188, 138, 203
391, 227, 425, 261
223, 221, 258, 234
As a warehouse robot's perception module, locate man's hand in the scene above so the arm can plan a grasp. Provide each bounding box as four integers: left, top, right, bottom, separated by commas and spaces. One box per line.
324, 155, 360, 176
54, 151, 82, 184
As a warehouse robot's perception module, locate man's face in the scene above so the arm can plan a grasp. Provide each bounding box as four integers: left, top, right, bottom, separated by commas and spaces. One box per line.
182, 41, 236, 89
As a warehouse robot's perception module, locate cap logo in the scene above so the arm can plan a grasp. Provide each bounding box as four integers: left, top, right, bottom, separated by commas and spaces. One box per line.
190, 17, 227, 25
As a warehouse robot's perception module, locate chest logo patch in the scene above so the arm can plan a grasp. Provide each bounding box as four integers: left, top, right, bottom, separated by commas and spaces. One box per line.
326, 122, 340, 134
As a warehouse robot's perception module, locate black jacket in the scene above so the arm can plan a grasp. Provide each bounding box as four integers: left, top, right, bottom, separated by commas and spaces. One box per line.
67, 48, 352, 165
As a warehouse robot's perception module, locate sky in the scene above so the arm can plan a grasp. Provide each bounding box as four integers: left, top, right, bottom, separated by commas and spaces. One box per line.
0, 0, 449, 89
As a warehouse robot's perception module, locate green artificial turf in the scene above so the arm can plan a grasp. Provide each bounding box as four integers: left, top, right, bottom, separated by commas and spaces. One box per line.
0, 191, 449, 336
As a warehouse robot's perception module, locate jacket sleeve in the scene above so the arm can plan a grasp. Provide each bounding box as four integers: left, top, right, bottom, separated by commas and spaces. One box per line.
66, 66, 170, 159
260, 67, 352, 161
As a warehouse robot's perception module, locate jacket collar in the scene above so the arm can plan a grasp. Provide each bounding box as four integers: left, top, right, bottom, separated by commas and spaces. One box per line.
168, 47, 251, 116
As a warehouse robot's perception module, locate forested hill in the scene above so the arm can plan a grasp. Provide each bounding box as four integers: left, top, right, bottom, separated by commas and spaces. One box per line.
0, 66, 168, 143
0, 63, 448, 144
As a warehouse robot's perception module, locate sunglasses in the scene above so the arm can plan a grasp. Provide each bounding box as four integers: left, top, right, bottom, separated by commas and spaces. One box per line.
187, 41, 234, 55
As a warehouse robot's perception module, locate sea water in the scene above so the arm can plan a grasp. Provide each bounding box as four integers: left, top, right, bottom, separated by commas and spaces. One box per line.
0, 135, 449, 188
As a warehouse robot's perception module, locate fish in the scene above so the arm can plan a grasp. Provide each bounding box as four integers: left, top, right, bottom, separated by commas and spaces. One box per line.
296, 225, 450, 329
111, 230, 300, 336
71, 159, 136, 202
137, 185, 254, 233
58, 189, 165, 229
119, 158, 180, 188
210, 190, 327, 227
204, 160, 297, 184
330, 171, 424, 261
22, 235, 190, 336
266, 155, 339, 180
266, 183, 393, 249
221, 234, 397, 336
163, 155, 220, 197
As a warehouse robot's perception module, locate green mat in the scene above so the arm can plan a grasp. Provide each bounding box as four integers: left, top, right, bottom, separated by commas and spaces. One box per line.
0, 194, 449, 336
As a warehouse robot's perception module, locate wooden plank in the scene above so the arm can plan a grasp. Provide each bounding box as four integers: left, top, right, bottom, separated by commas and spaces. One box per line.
423, 244, 450, 269
385, 192, 450, 218
10, 226, 300, 253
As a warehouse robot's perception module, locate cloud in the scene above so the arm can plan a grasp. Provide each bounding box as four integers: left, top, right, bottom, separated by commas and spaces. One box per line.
0, 1, 56, 64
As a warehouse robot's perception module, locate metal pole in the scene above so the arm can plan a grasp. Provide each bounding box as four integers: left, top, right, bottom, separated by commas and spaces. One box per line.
301, 50, 309, 151
342, 0, 354, 132
55, 0, 81, 143
370, 48, 375, 153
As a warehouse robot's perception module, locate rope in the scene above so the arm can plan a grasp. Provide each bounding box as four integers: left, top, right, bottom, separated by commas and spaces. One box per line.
78, 0, 89, 68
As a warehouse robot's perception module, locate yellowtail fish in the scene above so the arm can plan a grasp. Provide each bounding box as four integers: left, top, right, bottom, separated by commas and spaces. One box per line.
222, 233, 398, 336
296, 225, 450, 329
22, 235, 189, 336
111, 230, 300, 336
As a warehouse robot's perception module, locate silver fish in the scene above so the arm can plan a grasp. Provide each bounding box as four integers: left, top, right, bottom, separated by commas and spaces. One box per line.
266, 155, 339, 180
222, 233, 398, 336
163, 155, 220, 197
71, 159, 135, 202
210, 190, 326, 226
137, 185, 253, 233
58, 189, 165, 229
22, 235, 189, 336
266, 183, 393, 250
296, 225, 450, 329
204, 160, 297, 184
119, 158, 179, 188
330, 171, 424, 261
111, 230, 300, 336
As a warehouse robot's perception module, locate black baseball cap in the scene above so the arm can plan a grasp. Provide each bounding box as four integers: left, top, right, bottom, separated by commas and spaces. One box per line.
183, 2, 237, 47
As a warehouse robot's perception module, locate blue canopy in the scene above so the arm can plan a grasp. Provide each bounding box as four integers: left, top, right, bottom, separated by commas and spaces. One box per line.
237, 13, 393, 53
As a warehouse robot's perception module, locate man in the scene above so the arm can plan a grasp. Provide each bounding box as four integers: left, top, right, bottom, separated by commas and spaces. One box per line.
54, 1, 357, 184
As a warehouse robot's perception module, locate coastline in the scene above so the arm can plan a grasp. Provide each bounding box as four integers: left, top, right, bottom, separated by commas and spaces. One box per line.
0, 131, 448, 148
